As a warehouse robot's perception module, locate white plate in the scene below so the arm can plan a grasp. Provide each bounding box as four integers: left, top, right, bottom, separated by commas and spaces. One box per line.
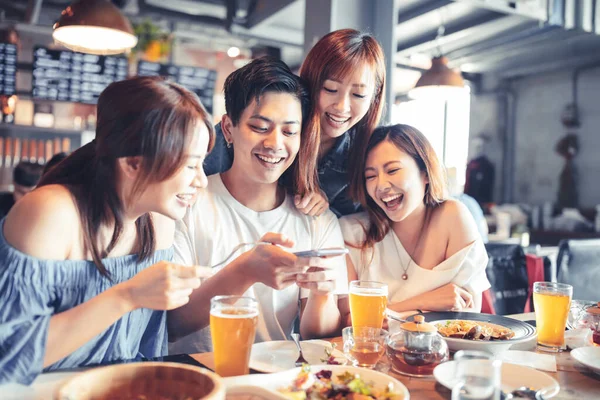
434, 361, 560, 398
571, 346, 600, 375
223, 365, 409, 400
249, 340, 346, 373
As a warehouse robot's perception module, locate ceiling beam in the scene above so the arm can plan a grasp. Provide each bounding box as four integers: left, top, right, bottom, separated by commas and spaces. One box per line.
447, 25, 569, 65
397, 0, 452, 25
25, 0, 43, 24
245, 0, 296, 29
138, 0, 226, 27
499, 52, 600, 79
396, 15, 534, 59
450, 0, 547, 21
469, 33, 599, 74
0, 0, 27, 16
397, 11, 503, 54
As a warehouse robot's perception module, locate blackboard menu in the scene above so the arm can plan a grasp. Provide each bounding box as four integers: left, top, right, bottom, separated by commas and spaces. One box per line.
0, 43, 17, 96
137, 61, 217, 113
32, 47, 128, 104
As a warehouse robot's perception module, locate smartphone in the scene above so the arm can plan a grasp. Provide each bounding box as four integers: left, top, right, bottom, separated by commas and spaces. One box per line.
293, 247, 349, 258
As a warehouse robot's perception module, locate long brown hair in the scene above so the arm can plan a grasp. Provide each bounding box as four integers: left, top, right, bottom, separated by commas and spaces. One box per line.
38, 76, 215, 277
299, 28, 386, 199
356, 124, 448, 251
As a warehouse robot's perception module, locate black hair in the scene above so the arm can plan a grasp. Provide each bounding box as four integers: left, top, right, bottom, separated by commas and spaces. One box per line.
222, 57, 318, 196
13, 161, 43, 187
43, 152, 69, 176
223, 57, 310, 128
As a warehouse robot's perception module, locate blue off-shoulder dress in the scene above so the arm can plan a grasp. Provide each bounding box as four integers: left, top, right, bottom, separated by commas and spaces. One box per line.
0, 219, 174, 385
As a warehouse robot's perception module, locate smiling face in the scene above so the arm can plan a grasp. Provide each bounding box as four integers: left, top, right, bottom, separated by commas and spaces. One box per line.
364, 139, 429, 223
317, 63, 375, 140
224, 91, 302, 185
139, 122, 211, 220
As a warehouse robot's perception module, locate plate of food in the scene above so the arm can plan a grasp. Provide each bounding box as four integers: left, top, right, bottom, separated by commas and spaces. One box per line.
249, 340, 347, 373
223, 364, 409, 400
399, 312, 537, 355
434, 360, 559, 398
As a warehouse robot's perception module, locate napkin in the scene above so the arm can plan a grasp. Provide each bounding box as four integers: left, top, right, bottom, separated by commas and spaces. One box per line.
500, 350, 557, 372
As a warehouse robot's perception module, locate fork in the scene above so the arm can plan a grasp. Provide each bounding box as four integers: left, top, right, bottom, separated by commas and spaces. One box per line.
291, 333, 308, 367
210, 241, 272, 269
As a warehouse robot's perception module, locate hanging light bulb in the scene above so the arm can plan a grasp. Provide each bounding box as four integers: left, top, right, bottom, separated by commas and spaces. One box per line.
52, 0, 138, 55
408, 20, 467, 100
408, 56, 467, 100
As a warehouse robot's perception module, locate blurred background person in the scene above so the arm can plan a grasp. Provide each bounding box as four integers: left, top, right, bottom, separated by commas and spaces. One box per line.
42, 152, 69, 176
447, 167, 489, 243
0, 161, 44, 219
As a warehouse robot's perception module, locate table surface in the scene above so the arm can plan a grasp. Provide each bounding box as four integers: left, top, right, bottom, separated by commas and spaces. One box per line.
3, 313, 599, 400
191, 313, 600, 400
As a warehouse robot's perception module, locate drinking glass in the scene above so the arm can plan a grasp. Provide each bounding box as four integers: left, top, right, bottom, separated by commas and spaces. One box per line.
349, 280, 388, 330
209, 295, 258, 377
533, 281, 573, 351
342, 326, 388, 369
451, 350, 502, 400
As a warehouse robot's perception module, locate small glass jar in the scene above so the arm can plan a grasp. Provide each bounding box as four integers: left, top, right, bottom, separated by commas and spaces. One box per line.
386, 315, 449, 377
581, 302, 600, 346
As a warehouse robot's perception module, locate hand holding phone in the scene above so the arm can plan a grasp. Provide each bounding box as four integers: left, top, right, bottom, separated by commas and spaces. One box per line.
293, 247, 349, 258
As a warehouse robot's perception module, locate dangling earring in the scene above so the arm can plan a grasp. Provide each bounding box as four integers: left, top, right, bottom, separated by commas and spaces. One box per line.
226, 141, 232, 149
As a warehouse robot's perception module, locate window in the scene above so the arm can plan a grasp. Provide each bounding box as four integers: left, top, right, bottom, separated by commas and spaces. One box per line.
391, 91, 471, 189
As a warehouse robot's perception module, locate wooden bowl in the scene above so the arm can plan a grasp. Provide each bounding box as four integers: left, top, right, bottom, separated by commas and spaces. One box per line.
54, 362, 225, 400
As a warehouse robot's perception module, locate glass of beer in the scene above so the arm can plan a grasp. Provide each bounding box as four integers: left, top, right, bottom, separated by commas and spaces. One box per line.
533, 282, 573, 351
349, 280, 388, 330
210, 295, 258, 377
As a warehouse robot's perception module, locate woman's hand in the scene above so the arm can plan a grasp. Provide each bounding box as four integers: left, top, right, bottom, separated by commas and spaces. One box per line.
118, 261, 212, 311
294, 190, 329, 217
421, 283, 474, 311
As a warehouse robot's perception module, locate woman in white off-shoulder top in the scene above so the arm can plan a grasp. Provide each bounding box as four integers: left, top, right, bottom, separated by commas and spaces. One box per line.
340, 124, 490, 313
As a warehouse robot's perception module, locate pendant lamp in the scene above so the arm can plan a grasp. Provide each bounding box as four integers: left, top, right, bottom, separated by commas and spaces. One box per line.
53, 0, 138, 55
408, 56, 466, 100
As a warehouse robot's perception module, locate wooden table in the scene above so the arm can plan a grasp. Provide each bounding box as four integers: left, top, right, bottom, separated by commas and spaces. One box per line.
191, 313, 600, 400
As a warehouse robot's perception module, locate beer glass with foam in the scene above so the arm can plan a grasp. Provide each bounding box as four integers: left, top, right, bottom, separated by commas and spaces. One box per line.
210, 295, 258, 377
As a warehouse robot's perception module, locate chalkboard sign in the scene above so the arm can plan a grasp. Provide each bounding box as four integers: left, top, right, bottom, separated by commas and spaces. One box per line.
32, 47, 128, 104
137, 61, 217, 113
0, 43, 17, 96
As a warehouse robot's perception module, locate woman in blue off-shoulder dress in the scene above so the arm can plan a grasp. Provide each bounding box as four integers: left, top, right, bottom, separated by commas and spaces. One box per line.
0, 76, 214, 384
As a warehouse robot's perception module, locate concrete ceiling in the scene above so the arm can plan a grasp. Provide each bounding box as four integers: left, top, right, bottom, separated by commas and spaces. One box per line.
5, 0, 600, 94
395, 0, 600, 82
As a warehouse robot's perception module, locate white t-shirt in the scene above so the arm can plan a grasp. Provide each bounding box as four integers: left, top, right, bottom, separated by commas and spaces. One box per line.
339, 212, 490, 304
169, 174, 348, 354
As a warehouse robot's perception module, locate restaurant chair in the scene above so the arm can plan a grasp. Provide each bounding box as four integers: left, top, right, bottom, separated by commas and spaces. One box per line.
556, 239, 600, 301
484, 243, 529, 315
481, 289, 496, 314
523, 254, 545, 312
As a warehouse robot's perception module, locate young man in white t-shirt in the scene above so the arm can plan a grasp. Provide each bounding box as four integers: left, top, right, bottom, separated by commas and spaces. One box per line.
168, 58, 350, 354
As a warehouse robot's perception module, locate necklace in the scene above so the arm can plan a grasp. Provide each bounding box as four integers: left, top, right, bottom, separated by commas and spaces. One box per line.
400, 208, 429, 280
